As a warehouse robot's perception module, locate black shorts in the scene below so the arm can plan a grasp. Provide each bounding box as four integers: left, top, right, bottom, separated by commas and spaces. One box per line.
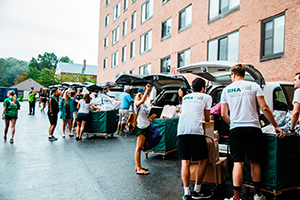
4, 115, 15, 120
135, 126, 149, 137
48, 113, 58, 125
177, 135, 208, 161
77, 113, 89, 122
230, 127, 263, 162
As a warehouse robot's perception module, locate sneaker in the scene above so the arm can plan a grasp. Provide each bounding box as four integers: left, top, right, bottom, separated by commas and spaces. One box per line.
254, 194, 266, 200
48, 136, 58, 141
10, 139, 13, 143
192, 191, 212, 199
182, 195, 192, 200
3, 136, 7, 141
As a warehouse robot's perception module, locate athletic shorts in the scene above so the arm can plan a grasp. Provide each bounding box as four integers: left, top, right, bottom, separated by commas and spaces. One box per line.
177, 135, 208, 161
118, 109, 129, 124
48, 113, 58, 125
77, 113, 89, 122
73, 111, 78, 119
230, 127, 263, 162
4, 115, 15, 120
135, 126, 149, 137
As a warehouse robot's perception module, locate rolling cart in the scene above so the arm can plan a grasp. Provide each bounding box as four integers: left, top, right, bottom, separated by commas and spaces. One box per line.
83, 110, 118, 139
143, 117, 179, 159
243, 134, 300, 200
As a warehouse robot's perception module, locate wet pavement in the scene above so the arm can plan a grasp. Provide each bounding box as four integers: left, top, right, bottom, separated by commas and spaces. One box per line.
0, 102, 299, 200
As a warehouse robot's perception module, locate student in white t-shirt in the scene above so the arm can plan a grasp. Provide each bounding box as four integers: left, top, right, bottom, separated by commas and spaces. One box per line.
134, 84, 151, 175
289, 72, 300, 135
177, 78, 212, 200
221, 64, 285, 200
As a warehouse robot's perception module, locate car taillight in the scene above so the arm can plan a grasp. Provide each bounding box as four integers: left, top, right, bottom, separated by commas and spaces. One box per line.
150, 100, 154, 105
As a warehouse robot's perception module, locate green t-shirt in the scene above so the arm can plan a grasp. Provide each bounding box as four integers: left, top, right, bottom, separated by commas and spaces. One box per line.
28, 90, 36, 102
3, 97, 21, 119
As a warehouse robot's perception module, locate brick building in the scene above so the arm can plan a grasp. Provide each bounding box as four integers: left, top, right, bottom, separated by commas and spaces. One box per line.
97, 0, 300, 84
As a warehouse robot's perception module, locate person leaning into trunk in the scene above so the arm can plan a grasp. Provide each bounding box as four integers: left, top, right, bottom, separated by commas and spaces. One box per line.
48, 89, 59, 141
221, 64, 285, 200
2, 90, 21, 143
177, 78, 212, 200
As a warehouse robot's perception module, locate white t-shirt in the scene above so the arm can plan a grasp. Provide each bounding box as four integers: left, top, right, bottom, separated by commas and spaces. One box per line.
78, 99, 91, 114
293, 88, 300, 105
221, 80, 264, 130
134, 102, 150, 129
177, 93, 212, 136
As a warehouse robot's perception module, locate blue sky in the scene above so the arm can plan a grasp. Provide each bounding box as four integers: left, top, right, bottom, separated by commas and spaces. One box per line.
0, 0, 100, 65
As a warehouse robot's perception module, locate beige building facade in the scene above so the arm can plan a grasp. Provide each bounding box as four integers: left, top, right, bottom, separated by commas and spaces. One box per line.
98, 0, 300, 84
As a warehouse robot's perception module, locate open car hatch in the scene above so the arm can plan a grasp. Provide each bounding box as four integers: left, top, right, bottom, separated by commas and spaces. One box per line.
177, 61, 265, 86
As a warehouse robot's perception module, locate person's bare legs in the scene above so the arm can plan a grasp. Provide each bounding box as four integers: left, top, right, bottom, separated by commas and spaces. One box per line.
195, 159, 208, 185
10, 118, 17, 140
76, 121, 81, 138
232, 162, 244, 187
66, 119, 72, 136
250, 161, 261, 182
181, 160, 191, 187
79, 121, 87, 139
4, 119, 10, 140
49, 124, 57, 136
62, 120, 66, 137
135, 134, 149, 174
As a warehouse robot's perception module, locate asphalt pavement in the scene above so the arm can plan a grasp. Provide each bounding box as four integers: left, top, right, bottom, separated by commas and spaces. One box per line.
0, 101, 299, 200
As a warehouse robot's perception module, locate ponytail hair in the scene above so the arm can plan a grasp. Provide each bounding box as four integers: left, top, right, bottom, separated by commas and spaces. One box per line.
7, 90, 16, 104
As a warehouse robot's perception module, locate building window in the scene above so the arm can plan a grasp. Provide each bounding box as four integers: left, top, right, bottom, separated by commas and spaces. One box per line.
106, 0, 110, 6
105, 14, 109, 27
178, 48, 190, 68
208, 31, 239, 62
112, 26, 120, 45
162, 17, 172, 39
132, 0, 137, 4
113, 2, 121, 22
124, 0, 128, 11
131, 11, 136, 31
140, 30, 152, 54
122, 19, 127, 37
130, 40, 135, 59
111, 51, 119, 68
139, 63, 151, 75
103, 58, 107, 70
261, 13, 285, 60
209, 0, 240, 21
141, 0, 153, 24
179, 4, 192, 31
161, 56, 171, 73
130, 69, 134, 74
122, 46, 126, 63
104, 36, 108, 48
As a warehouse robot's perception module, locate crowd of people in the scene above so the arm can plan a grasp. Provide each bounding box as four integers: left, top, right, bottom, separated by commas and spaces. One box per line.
4, 64, 300, 200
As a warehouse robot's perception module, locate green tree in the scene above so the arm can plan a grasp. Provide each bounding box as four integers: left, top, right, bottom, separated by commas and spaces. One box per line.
29, 52, 58, 71
37, 68, 61, 88
0, 57, 29, 86
60, 56, 73, 63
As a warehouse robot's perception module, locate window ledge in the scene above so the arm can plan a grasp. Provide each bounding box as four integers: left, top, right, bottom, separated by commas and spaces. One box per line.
113, 16, 120, 23
123, 35, 127, 39
178, 25, 191, 33
103, 67, 107, 70
104, 46, 108, 50
260, 54, 284, 62
208, 6, 240, 24
112, 41, 119, 47
122, 61, 126, 64
124, 8, 128, 13
131, 28, 136, 33
161, 35, 171, 42
111, 65, 118, 69
140, 49, 152, 56
130, 56, 135, 60
141, 16, 153, 25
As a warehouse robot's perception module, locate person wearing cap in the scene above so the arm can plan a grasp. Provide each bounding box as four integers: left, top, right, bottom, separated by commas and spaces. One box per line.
117, 86, 134, 136
134, 84, 151, 175
28, 87, 37, 115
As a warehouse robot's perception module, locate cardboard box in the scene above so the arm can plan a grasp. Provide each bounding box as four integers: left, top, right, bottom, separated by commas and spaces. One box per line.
203, 120, 214, 139
190, 157, 228, 184
206, 138, 219, 164
214, 131, 219, 140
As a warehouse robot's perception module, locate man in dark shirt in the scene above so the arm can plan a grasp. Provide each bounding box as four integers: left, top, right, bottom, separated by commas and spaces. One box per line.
48, 89, 59, 141
76, 88, 83, 100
